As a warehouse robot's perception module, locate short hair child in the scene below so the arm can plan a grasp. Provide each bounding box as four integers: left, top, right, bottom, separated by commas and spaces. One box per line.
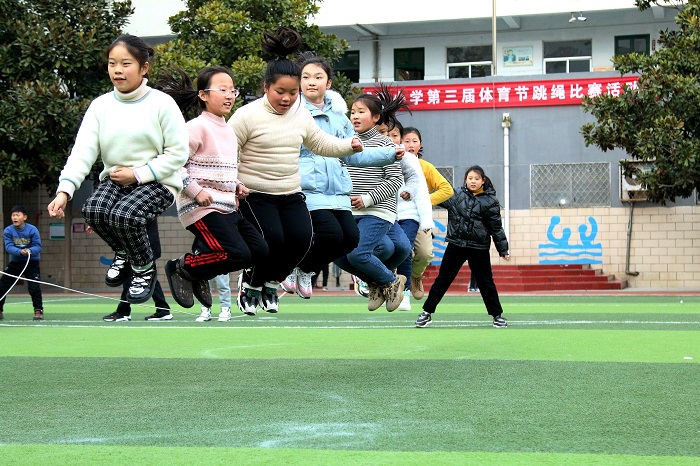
0, 205, 44, 320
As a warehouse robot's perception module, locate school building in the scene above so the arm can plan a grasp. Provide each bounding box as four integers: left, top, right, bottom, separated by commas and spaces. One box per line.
3, 1, 698, 291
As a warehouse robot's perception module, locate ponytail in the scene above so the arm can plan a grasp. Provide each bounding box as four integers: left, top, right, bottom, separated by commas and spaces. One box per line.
353, 82, 411, 131
261, 27, 304, 86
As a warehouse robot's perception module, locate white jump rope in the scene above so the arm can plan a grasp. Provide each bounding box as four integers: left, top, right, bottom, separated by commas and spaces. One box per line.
0, 250, 191, 315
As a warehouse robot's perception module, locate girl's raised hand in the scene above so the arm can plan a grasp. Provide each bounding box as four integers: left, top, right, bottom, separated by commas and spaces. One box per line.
395, 145, 405, 160
351, 137, 363, 153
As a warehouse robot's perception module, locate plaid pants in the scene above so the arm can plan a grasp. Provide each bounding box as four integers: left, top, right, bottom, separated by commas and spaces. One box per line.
82, 179, 174, 267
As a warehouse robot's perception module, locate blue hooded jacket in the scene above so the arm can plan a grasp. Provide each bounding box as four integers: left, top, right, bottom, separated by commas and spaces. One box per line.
299, 90, 396, 211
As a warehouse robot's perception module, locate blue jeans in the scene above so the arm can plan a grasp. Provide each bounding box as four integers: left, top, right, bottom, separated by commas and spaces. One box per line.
335, 215, 410, 286
397, 219, 419, 290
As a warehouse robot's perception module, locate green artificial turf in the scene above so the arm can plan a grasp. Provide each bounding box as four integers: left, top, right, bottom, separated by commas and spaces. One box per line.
1, 294, 698, 465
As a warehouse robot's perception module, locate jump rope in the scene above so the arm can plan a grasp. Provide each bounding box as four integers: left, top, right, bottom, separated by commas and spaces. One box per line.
0, 250, 200, 317
0, 251, 296, 318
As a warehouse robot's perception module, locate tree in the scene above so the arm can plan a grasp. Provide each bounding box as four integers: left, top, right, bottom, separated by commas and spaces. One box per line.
0, 0, 133, 192
152, 0, 354, 109
581, 0, 699, 204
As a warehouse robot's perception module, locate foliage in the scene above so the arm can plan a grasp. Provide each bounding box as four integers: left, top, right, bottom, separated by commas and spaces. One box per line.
0, 0, 133, 192
581, 0, 699, 204
152, 0, 352, 109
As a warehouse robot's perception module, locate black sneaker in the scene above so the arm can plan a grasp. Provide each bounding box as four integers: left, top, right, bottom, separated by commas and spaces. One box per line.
145, 309, 173, 321
127, 265, 157, 304
164, 258, 194, 308
192, 279, 213, 309
105, 253, 131, 287
493, 315, 508, 328
260, 283, 279, 313
415, 311, 432, 328
237, 282, 261, 316
33, 310, 44, 321
103, 312, 131, 322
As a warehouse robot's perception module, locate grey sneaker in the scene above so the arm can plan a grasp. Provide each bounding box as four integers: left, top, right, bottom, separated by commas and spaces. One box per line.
383, 274, 407, 312
295, 270, 315, 299
415, 311, 432, 328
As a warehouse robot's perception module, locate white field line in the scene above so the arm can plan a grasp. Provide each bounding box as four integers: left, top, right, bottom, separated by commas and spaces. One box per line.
1, 318, 699, 329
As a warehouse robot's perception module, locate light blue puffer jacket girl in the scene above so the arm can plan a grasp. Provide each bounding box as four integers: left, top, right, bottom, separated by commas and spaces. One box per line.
300, 90, 397, 211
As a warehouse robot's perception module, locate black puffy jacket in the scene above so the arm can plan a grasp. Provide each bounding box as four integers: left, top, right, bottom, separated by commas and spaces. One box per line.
439, 185, 509, 256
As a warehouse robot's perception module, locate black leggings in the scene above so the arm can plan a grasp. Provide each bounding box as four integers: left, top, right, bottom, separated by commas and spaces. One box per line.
237, 192, 313, 287
423, 243, 504, 317
298, 209, 359, 274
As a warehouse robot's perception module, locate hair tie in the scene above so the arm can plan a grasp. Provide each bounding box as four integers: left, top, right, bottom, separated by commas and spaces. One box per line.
381, 104, 385, 111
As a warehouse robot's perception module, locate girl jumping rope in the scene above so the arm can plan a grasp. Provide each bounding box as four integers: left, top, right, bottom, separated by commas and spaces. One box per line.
47, 34, 188, 311
280, 53, 403, 300
334, 85, 412, 312
228, 27, 363, 316
156, 66, 269, 316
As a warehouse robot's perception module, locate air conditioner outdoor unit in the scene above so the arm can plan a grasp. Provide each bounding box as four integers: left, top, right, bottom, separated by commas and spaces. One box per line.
619, 160, 653, 202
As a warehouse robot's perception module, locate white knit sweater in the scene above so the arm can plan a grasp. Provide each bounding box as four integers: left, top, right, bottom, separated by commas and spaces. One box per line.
228, 95, 356, 195
56, 79, 189, 199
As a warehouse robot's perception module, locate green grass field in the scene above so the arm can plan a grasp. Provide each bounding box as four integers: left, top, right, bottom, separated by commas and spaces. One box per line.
1, 293, 698, 465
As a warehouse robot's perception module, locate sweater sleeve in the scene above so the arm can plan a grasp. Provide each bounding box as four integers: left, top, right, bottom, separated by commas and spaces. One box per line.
27, 225, 42, 257
180, 123, 204, 200
56, 103, 101, 198
422, 160, 454, 206
400, 154, 420, 200
361, 160, 405, 208
302, 114, 355, 158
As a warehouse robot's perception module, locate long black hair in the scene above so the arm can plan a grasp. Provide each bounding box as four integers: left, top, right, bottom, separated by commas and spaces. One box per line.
156, 66, 233, 121
464, 165, 495, 193
261, 27, 304, 87
353, 83, 411, 132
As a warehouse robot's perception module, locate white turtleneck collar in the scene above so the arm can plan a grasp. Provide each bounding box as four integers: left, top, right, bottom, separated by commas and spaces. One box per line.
115, 78, 151, 103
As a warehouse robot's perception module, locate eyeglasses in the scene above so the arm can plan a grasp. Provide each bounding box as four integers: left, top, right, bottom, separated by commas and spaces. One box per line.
203, 88, 241, 98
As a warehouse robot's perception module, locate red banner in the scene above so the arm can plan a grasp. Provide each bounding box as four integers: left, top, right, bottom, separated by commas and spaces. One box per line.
366, 76, 639, 111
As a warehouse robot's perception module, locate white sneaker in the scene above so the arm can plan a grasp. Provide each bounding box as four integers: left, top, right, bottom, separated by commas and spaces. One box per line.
196, 306, 211, 322
296, 270, 315, 299
397, 290, 411, 311
352, 275, 370, 298
280, 268, 298, 294
218, 306, 232, 322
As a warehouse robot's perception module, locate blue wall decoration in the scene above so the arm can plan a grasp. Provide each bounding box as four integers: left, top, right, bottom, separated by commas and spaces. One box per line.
538, 216, 602, 264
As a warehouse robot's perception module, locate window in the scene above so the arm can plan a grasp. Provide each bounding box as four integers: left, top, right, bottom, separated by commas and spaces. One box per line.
335, 51, 360, 83
436, 166, 455, 187
530, 162, 610, 208
394, 48, 424, 81
446, 45, 492, 79
615, 35, 650, 56
543, 40, 592, 74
